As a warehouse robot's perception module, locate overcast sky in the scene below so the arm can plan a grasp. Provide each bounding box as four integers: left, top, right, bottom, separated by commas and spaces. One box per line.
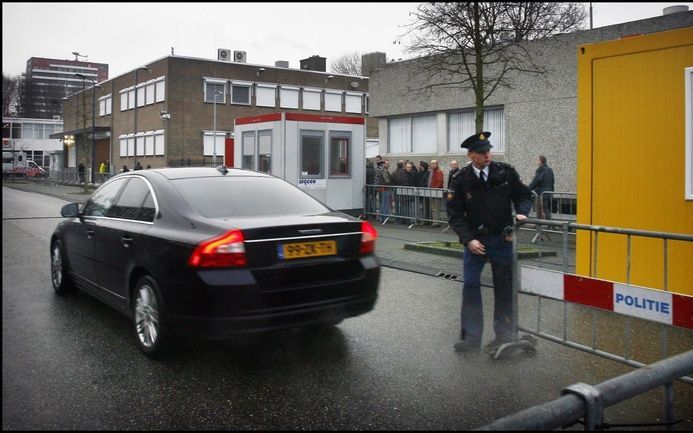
3, 2, 692, 79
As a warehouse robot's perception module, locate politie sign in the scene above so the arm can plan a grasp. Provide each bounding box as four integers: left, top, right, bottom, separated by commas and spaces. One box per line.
521, 266, 693, 330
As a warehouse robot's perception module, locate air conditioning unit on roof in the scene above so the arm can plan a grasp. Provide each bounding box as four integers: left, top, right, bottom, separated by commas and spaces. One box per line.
218, 48, 231, 62
233, 50, 247, 63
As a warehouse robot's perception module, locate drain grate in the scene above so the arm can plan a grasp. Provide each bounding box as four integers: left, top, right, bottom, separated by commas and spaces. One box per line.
436, 271, 459, 280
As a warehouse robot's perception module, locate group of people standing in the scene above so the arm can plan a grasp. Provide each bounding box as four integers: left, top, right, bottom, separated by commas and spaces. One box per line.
366, 156, 447, 225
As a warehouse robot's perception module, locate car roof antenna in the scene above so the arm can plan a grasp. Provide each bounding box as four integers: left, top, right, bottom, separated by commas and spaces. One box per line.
216, 165, 229, 175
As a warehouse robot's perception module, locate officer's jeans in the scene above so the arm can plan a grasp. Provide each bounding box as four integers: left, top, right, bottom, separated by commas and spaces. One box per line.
460, 234, 513, 342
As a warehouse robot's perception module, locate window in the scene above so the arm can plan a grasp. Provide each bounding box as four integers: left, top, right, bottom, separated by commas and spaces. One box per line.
242, 131, 255, 170
172, 177, 329, 218
388, 117, 411, 154
280, 86, 299, 109
109, 178, 153, 221
135, 134, 145, 156
204, 80, 226, 103
411, 115, 437, 153
302, 88, 321, 111
256, 84, 276, 107
258, 130, 272, 173
120, 132, 163, 157
686, 67, 693, 200
136, 85, 145, 107
300, 131, 323, 178
203, 132, 225, 158
144, 134, 154, 156
154, 132, 165, 156
345, 93, 362, 114
145, 82, 155, 105
155, 78, 165, 103
448, 106, 505, 153
83, 178, 127, 217
99, 94, 112, 117
231, 82, 251, 105
324, 91, 342, 112
128, 89, 135, 109
329, 132, 351, 177
120, 90, 129, 111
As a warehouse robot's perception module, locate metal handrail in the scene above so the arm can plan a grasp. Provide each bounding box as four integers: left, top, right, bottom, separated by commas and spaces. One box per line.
478, 350, 693, 430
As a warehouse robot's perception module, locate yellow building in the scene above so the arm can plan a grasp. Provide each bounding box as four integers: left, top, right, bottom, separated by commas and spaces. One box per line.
576, 26, 693, 295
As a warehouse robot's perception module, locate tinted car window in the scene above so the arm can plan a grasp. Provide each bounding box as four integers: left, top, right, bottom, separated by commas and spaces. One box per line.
137, 192, 156, 222
172, 177, 330, 218
110, 177, 152, 221
83, 178, 127, 217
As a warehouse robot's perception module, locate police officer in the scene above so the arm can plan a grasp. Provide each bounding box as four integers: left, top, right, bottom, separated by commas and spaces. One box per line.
447, 131, 532, 353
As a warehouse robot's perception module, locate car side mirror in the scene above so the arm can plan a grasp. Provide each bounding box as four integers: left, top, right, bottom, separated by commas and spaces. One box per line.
60, 202, 81, 218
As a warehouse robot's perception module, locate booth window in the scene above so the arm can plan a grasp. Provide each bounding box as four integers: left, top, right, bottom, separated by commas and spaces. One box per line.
329, 132, 351, 177
300, 130, 323, 178
258, 130, 272, 173
242, 131, 255, 170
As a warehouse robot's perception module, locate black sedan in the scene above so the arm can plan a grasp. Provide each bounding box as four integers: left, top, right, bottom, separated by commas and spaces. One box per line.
50, 167, 380, 357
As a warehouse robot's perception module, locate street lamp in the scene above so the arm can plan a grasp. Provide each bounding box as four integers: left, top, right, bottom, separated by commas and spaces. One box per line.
212, 89, 223, 166
133, 66, 151, 168
75, 73, 99, 184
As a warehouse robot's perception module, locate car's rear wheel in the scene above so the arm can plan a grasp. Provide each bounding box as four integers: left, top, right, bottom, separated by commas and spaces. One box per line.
51, 240, 74, 295
132, 276, 171, 357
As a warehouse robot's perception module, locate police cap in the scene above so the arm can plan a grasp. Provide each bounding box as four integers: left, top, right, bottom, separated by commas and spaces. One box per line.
461, 131, 492, 153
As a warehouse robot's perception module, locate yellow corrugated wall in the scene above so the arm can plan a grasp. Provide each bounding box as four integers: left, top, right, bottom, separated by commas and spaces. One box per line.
577, 27, 693, 295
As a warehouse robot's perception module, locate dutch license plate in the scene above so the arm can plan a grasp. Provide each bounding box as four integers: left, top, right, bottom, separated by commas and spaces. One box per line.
278, 240, 337, 260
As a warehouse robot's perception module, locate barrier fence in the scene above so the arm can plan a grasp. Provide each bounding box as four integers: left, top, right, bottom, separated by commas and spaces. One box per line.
363, 185, 577, 233
490, 218, 693, 430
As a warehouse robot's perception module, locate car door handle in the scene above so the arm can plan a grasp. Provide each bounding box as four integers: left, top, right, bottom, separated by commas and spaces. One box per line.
85, 229, 95, 239
121, 236, 134, 247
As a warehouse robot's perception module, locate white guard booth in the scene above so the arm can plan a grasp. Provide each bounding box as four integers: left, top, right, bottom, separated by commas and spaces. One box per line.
234, 112, 366, 215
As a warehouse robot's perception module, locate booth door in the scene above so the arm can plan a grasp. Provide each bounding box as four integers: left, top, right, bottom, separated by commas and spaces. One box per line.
225, 138, 234, 167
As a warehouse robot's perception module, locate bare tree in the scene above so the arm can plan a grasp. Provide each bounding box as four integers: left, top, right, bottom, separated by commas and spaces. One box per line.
330, 51, 363, 75
2, 73, 24, 117
402, 2, 586, 132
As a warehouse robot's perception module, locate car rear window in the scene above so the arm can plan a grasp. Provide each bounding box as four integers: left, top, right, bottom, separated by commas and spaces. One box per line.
172, 176, 331, 218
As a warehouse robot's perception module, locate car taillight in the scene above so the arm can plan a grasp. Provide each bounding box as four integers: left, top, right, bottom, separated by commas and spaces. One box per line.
360, 221, 378, 255
188, 229, 247, 268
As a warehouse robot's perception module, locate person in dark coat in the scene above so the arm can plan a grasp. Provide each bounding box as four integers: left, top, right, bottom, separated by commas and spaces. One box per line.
365, 160, 376, 217
77, 162, 85, 183
134, 161, 143, 171
527, 155, 555, 219
122, 164, 129, 173
447, 131, 532, 354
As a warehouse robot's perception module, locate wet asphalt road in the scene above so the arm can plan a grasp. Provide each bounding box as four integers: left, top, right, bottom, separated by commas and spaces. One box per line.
3, 186, 692, 430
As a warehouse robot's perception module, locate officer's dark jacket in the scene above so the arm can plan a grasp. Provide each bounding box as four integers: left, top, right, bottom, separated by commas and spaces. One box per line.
447, 161, 532, 245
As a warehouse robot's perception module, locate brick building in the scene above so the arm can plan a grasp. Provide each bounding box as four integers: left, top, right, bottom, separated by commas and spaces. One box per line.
54, 54, 371, 175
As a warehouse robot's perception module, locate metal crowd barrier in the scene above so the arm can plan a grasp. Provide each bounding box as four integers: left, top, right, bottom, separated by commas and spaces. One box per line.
490, 218, 693, 430
363, 184, 448, 228
479, 349, 693, 430
529, 191, 577, 243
